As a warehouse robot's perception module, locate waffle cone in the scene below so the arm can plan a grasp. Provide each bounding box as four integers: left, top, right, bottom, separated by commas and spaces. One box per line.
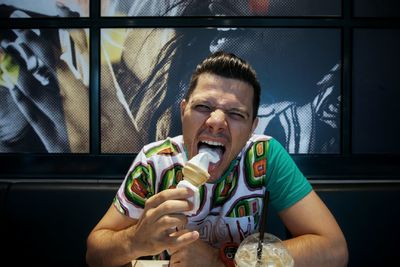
182, 162, 210, 187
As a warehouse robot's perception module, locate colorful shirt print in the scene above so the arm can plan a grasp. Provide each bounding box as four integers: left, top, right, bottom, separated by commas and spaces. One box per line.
114, 135, 312, 247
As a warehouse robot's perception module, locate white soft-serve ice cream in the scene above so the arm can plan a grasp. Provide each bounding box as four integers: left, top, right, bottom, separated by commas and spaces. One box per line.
177, 146, 220, 216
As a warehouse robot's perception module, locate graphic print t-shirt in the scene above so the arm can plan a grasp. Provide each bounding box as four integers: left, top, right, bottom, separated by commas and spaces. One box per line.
114, 135, 312, 247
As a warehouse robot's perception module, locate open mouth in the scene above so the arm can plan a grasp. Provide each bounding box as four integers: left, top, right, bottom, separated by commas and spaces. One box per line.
198, 140, 225, 172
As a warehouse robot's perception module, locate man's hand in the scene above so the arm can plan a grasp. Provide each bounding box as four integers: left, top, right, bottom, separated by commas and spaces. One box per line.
169, 239, 224, 267
127, 187, 200, 258
86, 187, 200, 267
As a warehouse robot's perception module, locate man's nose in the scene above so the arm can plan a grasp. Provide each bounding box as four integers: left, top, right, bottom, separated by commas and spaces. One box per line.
206, 109, 227, 133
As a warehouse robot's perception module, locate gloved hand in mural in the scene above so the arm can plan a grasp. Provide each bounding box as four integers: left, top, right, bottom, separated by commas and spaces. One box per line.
0, 28, 71, 152
0, 6, 89, 153
256, 64, 341, 153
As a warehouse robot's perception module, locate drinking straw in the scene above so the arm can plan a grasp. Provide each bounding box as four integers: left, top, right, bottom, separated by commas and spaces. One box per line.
257, 190, 270, 263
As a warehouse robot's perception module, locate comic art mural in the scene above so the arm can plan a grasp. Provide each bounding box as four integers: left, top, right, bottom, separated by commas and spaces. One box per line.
100, 27, 341, 154
0, 0, 342, 154
0, 1, 89, 152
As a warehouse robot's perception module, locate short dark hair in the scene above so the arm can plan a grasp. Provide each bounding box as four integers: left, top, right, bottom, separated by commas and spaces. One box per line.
184, 51, 261, 120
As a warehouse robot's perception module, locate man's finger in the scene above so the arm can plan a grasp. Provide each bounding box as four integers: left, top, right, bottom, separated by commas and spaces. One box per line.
156, 214, 188, 232
145, 199, 193, 223
166, 230, 199, 253
145, 188, 193, 209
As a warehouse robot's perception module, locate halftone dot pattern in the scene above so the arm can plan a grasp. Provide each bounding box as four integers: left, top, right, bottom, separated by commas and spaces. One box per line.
101, 0, 340, 17
100, 27, 341, 154
100, 28, 177, 153
0, 28, 90, 153
0, 0, 89, 18
352, 29, 400, 153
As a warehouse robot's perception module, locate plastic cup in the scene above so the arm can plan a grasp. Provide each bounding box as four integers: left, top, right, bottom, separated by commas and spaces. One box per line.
234, 233, 294, 267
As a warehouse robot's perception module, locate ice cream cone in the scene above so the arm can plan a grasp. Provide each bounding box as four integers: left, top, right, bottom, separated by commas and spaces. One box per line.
182, 162, 210, 187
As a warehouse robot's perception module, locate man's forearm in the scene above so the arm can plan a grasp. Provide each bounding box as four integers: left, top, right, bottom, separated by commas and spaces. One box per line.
283, 234, 348, 267
86, 227, 139, 267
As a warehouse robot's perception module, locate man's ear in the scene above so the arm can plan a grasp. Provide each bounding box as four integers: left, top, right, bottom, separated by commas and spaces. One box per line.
180, 99, 187, 120
251, 117, 259, 134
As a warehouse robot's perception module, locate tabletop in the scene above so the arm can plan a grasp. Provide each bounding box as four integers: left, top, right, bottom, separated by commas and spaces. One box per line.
131, 260, 169, 267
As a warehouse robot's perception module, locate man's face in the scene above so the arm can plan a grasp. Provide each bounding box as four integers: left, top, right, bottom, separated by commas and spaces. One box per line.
181, 73, 258, 181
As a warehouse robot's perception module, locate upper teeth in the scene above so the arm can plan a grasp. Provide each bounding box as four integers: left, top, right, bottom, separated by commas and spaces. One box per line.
202, 140, 224, 147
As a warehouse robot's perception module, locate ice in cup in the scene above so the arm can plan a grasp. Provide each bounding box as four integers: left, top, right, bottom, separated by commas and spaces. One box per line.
234, 233, 294, 267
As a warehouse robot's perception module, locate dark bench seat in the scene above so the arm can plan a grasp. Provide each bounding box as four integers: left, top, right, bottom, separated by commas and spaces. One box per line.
316, 182, 400, 266
0, 180, 399, 266
2, 181, 118, 267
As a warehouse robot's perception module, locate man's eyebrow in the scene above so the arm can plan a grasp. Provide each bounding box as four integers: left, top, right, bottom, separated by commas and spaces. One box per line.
190, 98, 209, 104
189, 99, 212, 107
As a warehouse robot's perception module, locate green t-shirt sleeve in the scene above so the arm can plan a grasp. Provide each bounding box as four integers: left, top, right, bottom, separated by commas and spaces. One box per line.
265, 138, 312, 212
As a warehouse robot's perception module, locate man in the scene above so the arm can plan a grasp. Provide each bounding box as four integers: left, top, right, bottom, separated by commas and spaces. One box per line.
86, 52, 348, 267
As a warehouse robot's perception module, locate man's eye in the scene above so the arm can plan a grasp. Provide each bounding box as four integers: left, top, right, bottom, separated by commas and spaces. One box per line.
229, 112, 246, 120
195, 104, 211, 112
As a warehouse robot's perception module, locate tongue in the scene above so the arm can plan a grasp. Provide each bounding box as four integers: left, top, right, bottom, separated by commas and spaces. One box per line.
198, 143, 223, 162
186, 145, 222, 174
199, 146, 221, 164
